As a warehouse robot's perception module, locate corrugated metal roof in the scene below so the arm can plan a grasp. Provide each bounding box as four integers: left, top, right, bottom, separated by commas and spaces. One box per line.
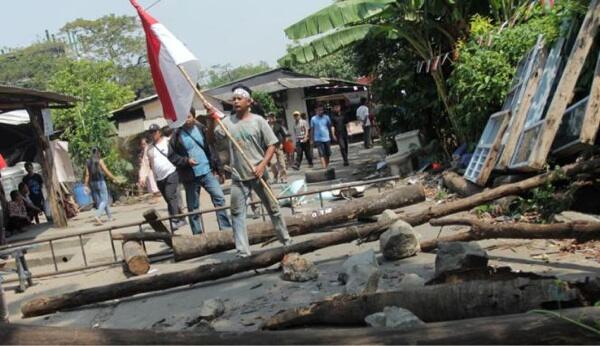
211, 77, 328, 101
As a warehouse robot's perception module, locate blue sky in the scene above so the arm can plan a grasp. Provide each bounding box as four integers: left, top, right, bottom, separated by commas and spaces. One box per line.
0, 0, 331, 67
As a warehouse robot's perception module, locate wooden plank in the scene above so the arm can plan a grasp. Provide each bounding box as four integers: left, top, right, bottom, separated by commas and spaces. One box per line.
497, 48, 547, 168
580, 50, 600, 144
26, 107, 68, 228
531, 0, 600, 169
3, 308, 600, 345
475, 111, 510, 185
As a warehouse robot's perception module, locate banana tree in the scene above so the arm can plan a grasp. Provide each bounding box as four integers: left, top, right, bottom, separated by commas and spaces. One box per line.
280, 0, 490, 140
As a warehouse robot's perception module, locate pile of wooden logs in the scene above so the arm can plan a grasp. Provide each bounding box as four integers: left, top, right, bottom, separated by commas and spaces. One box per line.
14, 157, 600, 344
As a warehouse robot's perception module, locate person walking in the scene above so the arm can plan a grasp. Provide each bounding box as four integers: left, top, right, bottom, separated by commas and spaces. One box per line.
84, 147, 118, 225
331, 104, 350, 166
138, 138, 161, 203
310, 105, 333, 169
206, 85, 291, 257
291, 111, 312, 170
169, 110, 231, 235
356, 97, 372, 149
143, 124, 186, 231
267, 113, 289, 183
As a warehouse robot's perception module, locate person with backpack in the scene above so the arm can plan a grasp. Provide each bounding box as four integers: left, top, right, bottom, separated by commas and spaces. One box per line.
169, 110, 231, 235
144, 124, 186, 231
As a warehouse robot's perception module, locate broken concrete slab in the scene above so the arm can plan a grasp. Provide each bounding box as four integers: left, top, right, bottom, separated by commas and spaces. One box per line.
338, 250, 381, 295
365, 306, 425, 329
435, 242, 488, 277
380, 220, 420, 261
281, 253, 319, 282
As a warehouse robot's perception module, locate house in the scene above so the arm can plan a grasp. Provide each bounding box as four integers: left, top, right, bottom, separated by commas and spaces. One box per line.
111, 68, 370, 139
204, 68, 369, 131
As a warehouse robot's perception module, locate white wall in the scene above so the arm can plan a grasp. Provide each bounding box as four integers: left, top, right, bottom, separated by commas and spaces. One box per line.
284, 88, 308, 129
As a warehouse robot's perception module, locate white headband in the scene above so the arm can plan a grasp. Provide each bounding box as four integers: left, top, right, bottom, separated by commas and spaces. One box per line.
233, 88, 251, 99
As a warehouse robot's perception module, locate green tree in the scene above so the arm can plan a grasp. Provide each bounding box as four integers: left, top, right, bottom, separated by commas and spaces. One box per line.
0, 41, 68, 89
283, 48, 359, 80
252, 91, 278, 116
279, 0, 493, 147
203, 61, 271, 88
60, 15, 154, 98
48, 60, 135, 176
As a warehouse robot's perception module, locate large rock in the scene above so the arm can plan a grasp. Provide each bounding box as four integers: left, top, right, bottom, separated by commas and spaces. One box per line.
365, 306, 425, 329
281, 253, 319, 282
435, 242, 488, 276
377, 209, 399, 224
196, 298, 225, 321
379, 220, 420, 260
338, 250, 381, 295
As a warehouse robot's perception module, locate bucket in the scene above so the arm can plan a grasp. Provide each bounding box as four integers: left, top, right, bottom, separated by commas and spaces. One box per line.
73, 183, 92, 207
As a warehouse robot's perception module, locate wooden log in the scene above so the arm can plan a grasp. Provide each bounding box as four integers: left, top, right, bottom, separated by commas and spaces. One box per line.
398, 157, 600, 226
112, 232, 174, 243
531, 0, 600, 169
122, 241, 150, 276
580, 49, 600, 145
421, 218, 600, 251
171, 184, 425, 261
143, 209, 170, 234
3, 307, 600, 345
19, 159, 600, 317
442, 171, 483, 197
262, 278, 581, 330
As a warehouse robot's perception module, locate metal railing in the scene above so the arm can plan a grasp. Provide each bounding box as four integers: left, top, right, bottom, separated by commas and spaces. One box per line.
0, 175, 402, 281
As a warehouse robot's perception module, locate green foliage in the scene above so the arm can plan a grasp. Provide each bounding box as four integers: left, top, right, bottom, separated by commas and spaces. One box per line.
284, 48, 359, 80
448, 44, 513, 142
474, 203, 495, 216
60, 15, 153, 98
202, 62, 271, 88
513, 182, 572, 222
48, 60, 135, 177
60, 15, 145, 66
252, 91, 278, 116
448, 2, 576, 143
0, 41, 68, 89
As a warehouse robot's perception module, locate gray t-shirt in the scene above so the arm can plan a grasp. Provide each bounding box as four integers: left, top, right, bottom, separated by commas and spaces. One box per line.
216, 113, 279, 181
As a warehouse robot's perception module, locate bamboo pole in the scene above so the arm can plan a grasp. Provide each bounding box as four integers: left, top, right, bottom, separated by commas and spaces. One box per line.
177, 65, 278, 205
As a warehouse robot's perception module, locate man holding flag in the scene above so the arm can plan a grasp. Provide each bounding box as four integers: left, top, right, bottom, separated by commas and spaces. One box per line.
205, 86, 292, 257
131, 0, 291, 255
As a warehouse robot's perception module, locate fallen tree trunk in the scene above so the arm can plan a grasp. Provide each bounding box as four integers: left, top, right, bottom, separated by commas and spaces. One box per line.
421, 217, 600, 251
399, 158, 600, 226
4, 307, 600, 345
112, 232, 174, 242
122, 241, 150, 276
20, 159, 600, 317
143, 209, 171, 234
442, 171, 483, 197
171, 184, 425, 261
262, 278, 581, 330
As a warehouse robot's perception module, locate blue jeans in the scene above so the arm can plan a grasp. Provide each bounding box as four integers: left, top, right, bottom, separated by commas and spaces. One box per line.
90, 180, 112, 220
183, 173, 231, 235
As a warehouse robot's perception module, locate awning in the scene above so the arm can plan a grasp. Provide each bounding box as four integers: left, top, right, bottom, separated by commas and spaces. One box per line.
211, 77, 328, 101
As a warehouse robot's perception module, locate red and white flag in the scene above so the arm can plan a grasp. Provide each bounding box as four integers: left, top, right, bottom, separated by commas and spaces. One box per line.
130, 0, 200, 128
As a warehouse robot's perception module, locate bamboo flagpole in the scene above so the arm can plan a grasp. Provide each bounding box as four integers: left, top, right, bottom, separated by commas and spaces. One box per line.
176, 65, 279, 205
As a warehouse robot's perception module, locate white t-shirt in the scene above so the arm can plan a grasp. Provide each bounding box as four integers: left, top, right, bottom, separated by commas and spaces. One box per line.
147, 137, 176, 182
356, 105, 371, 127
